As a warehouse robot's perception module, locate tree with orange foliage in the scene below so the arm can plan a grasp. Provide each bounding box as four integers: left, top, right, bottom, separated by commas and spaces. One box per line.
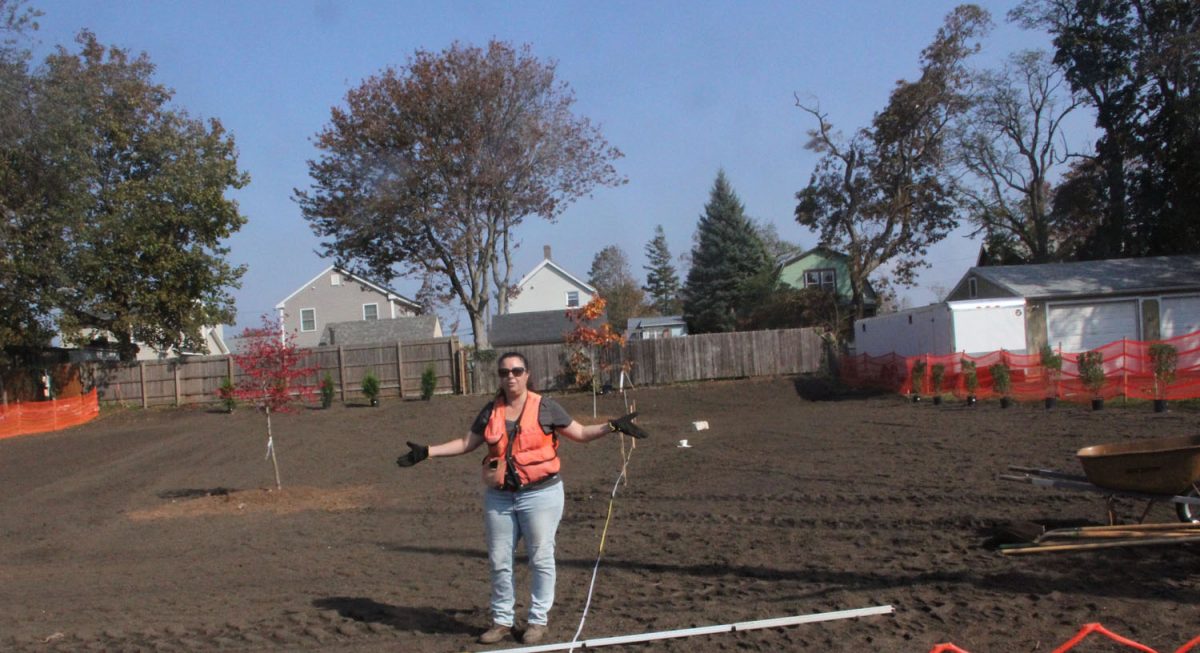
564, 297, 626, 416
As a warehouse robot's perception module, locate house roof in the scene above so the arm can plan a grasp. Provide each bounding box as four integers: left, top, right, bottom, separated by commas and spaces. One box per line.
626, 315, 686, 331
778, 245, 846, 269
516, 258, 596, 294
490, 310, 607, 347
957, 255, 1200, 299
320, 316, 441, 346
274, 265, 420, 310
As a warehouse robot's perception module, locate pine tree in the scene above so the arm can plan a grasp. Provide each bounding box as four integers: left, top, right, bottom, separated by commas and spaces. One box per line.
642, 225, 681, 315
682, 171, 774, 333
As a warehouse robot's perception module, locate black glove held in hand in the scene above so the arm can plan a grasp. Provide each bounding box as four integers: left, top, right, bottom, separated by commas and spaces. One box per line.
396, 441, 429, 467
608, 412, 649, 439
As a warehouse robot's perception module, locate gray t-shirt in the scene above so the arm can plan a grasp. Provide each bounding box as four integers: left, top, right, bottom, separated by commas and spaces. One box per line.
470, 396, 573, 437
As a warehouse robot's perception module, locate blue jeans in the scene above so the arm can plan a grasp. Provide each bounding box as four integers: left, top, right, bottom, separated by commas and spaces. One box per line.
483, 476, 564, 626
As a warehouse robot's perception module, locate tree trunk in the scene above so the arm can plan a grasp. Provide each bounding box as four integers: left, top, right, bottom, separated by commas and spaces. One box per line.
470, 311, 490, 350
266, 406, 282, 490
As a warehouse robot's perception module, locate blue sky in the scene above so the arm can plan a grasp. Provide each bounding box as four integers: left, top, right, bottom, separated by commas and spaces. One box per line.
31, 1, 1083, 340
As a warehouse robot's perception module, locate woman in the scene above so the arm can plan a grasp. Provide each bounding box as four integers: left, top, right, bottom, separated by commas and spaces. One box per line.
395, 351, 647, 645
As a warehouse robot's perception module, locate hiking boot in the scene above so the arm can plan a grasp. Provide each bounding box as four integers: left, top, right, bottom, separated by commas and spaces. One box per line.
522, 623, 549, 644
478, 623, 512, 644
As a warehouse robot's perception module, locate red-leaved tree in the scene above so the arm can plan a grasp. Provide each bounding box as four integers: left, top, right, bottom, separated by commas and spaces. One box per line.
230, 316, 317, 490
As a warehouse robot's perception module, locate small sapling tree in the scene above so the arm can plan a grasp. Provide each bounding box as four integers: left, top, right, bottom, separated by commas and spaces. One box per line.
990, 362, 1012, 408
565, 296, 626, 417
1040, 344, 1062, 406
961, 360, 978, 405
421, 364, 437, 400
362, 370, 381, 407
930, 363, 945, 405
319, 371, 335, 409
910, 359, 927, 401
1149, 343, 1177, 411
232, 316, 317, 490
217, 375, 236, 413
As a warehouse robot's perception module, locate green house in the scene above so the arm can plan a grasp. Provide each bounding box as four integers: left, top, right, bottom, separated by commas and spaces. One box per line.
779, 247, 878, 315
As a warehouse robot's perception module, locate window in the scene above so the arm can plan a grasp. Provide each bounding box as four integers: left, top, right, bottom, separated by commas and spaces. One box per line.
363, 303, 378, 321
300, 308, 316, 332
330, 273, 342, 286
804, 268, 836, 292
566, 291, 580, 308
968, 277, 978, 299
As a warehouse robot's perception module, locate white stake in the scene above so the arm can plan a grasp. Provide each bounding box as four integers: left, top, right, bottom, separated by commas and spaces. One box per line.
476, 605, 894, 653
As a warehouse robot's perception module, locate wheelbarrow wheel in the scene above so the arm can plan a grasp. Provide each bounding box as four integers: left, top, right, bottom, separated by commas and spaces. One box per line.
1175, 486, 1200, 524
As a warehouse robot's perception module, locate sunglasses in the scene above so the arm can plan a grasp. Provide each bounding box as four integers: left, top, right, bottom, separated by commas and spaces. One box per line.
497, 367, 526, 378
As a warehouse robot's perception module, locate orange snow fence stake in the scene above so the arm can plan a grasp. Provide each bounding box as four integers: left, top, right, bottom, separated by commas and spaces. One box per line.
1052, 623, 1159, 653
0, 389, 100, 440
929, 644, 972, 653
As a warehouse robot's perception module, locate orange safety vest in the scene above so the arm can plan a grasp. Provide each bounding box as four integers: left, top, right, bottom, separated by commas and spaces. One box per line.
481, 391, 560, 490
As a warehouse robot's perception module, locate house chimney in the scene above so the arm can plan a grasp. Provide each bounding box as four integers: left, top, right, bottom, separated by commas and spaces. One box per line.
544, 245, 552, 260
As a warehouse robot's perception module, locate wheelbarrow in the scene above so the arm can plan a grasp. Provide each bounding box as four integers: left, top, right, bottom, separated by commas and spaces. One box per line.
1001, 434, 1200, 524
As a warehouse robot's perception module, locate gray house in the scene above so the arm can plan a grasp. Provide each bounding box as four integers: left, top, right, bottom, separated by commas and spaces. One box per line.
490, 309, 607, 348
276, 266, 422, 349
945, 255, 1200, 353
320, 315, 442, 346
625, 315, 687, 340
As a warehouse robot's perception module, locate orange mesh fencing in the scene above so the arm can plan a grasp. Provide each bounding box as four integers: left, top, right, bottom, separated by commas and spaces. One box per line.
931, 622, 1186, 653
0, 389, 100, 440
841, 330, 1200, 402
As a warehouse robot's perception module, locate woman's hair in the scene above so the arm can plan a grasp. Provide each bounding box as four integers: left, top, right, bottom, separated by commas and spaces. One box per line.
495, 351, 533, 398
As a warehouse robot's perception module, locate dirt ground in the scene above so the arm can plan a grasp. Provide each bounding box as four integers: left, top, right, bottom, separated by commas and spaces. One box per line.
2, 377, 1199, 652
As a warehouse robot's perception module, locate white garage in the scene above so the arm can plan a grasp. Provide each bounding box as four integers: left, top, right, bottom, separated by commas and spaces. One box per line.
1161, 295, 1200, 339
944, 255, 1200, 356
1047, 300, 1140, 353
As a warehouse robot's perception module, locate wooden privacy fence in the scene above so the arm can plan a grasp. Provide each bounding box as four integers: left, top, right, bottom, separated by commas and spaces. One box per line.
86, 337, 465, 407
79, 328, 824, 407
472, 328, 826, 395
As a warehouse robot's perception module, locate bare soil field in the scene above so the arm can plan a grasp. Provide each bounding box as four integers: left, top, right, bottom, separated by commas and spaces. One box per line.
2, 377, 1198, 652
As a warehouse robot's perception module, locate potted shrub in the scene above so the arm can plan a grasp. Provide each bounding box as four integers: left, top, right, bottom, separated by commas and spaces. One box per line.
319, 371, 335, 409
1040, 344, 1062, 410
217, 375, 237, 413
961, 360, 978, 406
930, 363, 945, 405
990, 362, 1012, 408
362, 370, 381, 407
1148, 343, 1177, 413
421, 364, 437, 401
910, 359, 927, 403
1077, 350, 1106, 410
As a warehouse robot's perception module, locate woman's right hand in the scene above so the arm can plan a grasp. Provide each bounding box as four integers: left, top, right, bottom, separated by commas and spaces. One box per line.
396, 441, 429, 467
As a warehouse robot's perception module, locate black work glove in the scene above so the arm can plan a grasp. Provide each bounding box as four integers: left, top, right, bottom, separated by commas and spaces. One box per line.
396, 441, 429, 467
608, 412, 649, 439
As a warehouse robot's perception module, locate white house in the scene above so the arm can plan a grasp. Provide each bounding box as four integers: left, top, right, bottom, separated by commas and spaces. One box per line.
626, 315, 688, 340
506, 246, 596, 314
854, 299, 1027, 357
855, 255, 1200, 357
275, 265, 422, 349
945, 255, 1200, 353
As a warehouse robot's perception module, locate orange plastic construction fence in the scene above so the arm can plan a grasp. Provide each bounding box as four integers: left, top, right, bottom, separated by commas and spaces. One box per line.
841, 330, 1200, 402
0, 389, 100, 440
930, 622, 1200, 653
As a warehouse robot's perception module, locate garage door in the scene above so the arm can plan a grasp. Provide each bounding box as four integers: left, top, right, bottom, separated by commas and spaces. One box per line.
1047, 300, 1139, 353
1161, 296, 1200, 339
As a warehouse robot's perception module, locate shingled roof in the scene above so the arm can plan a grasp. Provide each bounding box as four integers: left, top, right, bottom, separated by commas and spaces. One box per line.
320, 316, 441, 346
489, 310, 607, 347
955, 255, 1200, 299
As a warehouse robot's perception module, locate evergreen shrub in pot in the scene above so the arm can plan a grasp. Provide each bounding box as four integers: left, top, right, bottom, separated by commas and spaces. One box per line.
1077, 350, 1106, 410
910, 359, 927, 403
990, 362, 1012, 408
1149, 343, 1177, 413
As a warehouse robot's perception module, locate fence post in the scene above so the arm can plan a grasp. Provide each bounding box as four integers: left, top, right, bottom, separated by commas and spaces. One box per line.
139, 361, 148, 409
337, 346, 347, 402
174, 364, 181, 407
1122, 337, 1128, 402
396, 341, 404, 398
